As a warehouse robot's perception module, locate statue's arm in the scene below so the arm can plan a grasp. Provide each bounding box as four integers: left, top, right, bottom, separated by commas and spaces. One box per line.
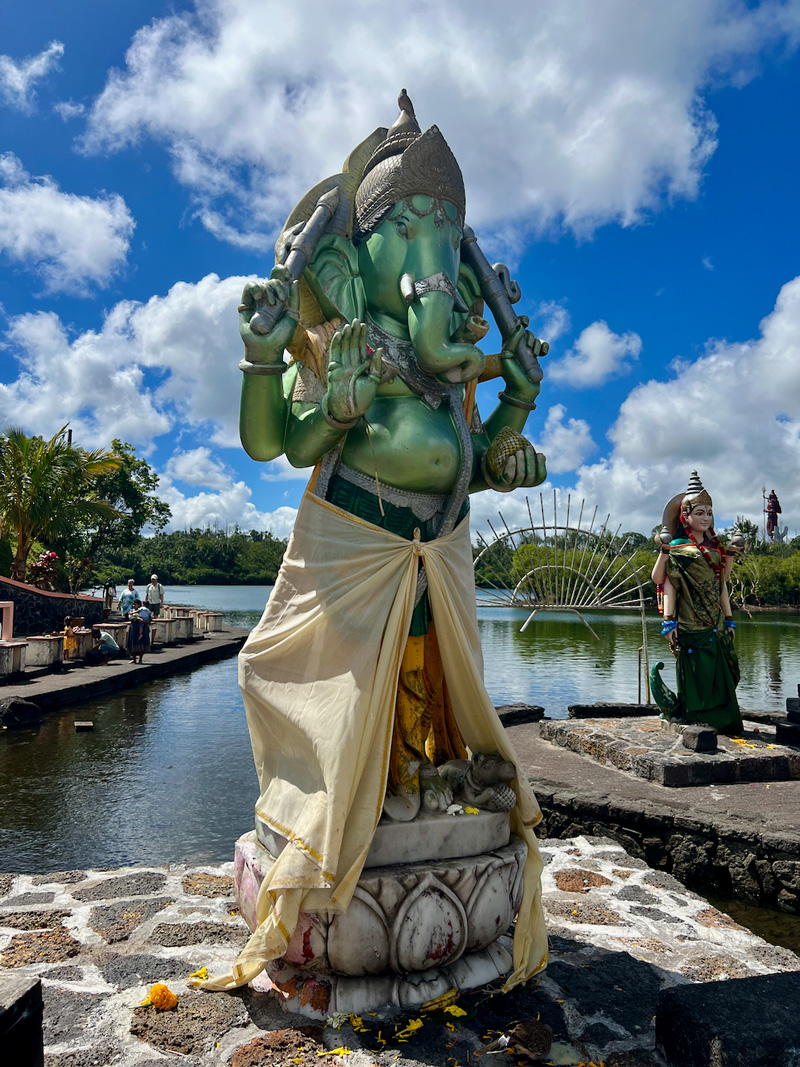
469, 321, 546, 493
239, 366, 293, 462
238, 274, 298, 462
284, 397, 355, 468
719, 581, 733, 621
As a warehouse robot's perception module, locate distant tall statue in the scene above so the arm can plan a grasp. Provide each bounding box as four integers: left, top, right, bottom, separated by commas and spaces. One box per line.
201, 92, 550, 1007
765, 488, 782, 542
650, 472, 745, 735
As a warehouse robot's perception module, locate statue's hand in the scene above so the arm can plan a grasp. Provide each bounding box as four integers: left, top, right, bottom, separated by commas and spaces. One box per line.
499, 320, 546, 402
238, 265, 299, 364
325, 320, 383, 423
484, 427, 546, 491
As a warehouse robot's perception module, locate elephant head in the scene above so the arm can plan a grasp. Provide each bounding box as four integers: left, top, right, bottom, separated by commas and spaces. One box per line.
298, 92, 487, 384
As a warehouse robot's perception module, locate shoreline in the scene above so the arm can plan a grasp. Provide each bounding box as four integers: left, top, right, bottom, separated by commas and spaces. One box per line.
0, 625, 248, 714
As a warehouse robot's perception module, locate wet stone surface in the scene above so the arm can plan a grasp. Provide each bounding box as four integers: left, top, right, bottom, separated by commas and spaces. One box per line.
553, 868, 612, 893
32, 870, 86, 885
3, 891, 56, 906
42, 986, 112, 1045
72, 871, 168, 901
229, 1026, 325, 1067
615, 884, 660, 904
0, 908, 70, 930
99, 951, 191, 990
129, 990, 250, 1055
151, 919, 248, 947
89, 897, 174, 943
2, 926, 82, 966
45, 1048, 119, 1067
182, 872, 236, 898
0, 842, 797, 1066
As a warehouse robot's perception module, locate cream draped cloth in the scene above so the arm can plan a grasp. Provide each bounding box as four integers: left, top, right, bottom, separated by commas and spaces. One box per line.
200, 490, 547, 991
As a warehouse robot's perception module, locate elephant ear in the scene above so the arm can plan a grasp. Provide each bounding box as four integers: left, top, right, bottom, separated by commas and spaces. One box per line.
275, 127, 386, 328
457, 261, 483, 314
304, 234, 366, 324
453, 261, 484, 334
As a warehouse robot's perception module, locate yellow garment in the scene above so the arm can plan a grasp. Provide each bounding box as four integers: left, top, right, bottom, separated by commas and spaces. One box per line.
389, 625, 468, 797
201, 490, 547, 991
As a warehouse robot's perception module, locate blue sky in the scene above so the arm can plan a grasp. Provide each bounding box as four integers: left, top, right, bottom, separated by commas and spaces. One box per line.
1, 0, 799, 541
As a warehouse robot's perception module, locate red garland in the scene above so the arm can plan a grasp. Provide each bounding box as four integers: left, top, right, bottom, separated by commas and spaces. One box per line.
680, 508, 724, 584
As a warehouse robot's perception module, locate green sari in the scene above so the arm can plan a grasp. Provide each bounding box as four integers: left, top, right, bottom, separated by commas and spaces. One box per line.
651, 541, 742, 734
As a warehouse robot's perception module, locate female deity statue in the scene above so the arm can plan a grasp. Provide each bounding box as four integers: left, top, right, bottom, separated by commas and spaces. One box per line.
650, 472, 744, 734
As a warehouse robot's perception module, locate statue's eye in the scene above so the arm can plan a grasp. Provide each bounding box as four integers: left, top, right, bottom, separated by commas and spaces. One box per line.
396, 218, 409, 238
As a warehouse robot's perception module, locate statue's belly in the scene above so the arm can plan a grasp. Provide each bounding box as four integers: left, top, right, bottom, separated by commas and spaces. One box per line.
341, 396, 462, 494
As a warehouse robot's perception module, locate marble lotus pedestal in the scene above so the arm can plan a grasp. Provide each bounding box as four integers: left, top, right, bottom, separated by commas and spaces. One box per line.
233, 811, 526, 1018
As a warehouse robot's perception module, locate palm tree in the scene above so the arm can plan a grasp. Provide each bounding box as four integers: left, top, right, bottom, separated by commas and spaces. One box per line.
0, 426, 121, 583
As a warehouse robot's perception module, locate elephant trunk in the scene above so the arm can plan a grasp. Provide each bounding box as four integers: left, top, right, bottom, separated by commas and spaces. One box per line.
408, 290, 485, 383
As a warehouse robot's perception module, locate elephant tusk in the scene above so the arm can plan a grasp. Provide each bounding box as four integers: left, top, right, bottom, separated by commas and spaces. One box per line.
400, 271, 469, 313
400, 273, 416, 304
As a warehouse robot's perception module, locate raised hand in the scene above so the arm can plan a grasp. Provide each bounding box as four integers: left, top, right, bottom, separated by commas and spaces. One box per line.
499, 319, 547, 402
238, 264, 299, 365
325, 320, 383, 423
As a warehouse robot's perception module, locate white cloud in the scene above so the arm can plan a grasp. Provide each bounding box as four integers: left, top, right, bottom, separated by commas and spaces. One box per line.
54, 100, 86, 121
0, 41, 64, 111
535, 301, 572, 343
702, 255, 714, 271
549, 321, 642, 387
0, 272, 249, 448
159, 472, 298, 537
80, 0, 800, 253
260, 455, 309, 482
531, 404, 596, 473
164, 446, 233, 490
567, 275, 800, 534
0, 153, 134, 294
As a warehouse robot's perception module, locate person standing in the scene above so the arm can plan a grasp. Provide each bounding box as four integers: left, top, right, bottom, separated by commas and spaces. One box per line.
103, 578, 117, 614
145, 574, 164, 617
127, 600, 151, 664
119, 578, 138, 619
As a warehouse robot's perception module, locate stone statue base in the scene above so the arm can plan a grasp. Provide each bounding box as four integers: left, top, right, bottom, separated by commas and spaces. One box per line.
234, 815, 526, 1018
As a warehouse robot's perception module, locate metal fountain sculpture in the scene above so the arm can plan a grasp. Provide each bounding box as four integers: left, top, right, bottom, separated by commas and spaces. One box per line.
199, 92, 551, 1014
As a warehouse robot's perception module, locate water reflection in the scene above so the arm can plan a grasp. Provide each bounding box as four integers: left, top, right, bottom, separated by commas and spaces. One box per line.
2, 585, 799, 874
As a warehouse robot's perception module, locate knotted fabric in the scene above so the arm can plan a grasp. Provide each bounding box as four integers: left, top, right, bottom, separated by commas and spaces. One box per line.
200, 490, 547, 991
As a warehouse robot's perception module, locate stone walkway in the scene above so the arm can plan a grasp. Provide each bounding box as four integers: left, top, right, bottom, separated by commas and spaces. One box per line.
0, 627, 248, 715
2, 835, 798, 1066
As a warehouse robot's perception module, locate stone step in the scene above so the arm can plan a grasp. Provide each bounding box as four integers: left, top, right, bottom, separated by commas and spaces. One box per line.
0, 975, 43, 1067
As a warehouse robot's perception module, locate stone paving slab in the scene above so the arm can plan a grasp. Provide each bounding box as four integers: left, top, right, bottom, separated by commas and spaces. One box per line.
1, 838, 798, 1066
539, 716, 800, 787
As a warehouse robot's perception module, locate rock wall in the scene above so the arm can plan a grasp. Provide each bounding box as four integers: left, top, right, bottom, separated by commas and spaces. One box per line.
0, 576, 104, 637
534, 779, 800, 915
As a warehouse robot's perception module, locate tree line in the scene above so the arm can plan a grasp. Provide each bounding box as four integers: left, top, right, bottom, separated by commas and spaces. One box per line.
0, 427, 287, 591
474, 522, 800, 609
1, 425, 798, 602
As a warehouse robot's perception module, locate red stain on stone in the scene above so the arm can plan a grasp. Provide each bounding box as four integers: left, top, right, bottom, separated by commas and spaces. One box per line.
302, 924, 314, 961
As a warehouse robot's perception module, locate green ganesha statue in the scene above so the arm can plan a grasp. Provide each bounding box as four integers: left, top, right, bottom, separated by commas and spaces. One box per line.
207, 92, 549, 999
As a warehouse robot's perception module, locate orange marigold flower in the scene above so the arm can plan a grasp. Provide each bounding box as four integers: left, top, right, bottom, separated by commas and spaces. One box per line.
148, 983, 178, 1010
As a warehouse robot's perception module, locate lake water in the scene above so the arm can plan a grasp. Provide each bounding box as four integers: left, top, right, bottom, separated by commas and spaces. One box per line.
1, 584, 799, 875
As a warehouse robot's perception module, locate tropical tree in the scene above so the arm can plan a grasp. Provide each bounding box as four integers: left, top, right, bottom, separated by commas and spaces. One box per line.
0, 426, 121, 582
56, 439, 171, 567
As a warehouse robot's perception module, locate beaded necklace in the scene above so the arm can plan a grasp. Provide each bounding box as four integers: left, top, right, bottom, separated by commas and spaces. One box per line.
680, 511, 724, 584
